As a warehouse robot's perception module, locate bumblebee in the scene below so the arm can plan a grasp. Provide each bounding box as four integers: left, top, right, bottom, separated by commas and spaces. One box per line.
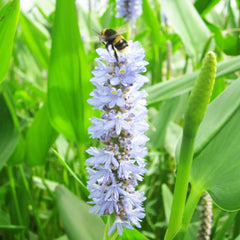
99, 28, 129, 65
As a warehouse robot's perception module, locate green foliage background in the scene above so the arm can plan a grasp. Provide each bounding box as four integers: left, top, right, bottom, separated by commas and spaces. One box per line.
0, 0, 240, 239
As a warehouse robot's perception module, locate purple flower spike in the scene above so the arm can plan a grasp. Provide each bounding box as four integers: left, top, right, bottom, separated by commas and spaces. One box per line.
86, 40, 149, 236
116, 0, 143, 21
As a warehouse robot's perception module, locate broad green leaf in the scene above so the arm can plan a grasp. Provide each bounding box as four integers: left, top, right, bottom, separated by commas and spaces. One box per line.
25, 104, 58, 166
0, 0, 20, 82
160, 0, 211, 56
48, 0, 91, 143
146, 56, 240, 105
0, 87, 19, 170
19, 12, 49, 69
191, 108, 240, 210
190, 79, 240, 210
55, 185, 105, 240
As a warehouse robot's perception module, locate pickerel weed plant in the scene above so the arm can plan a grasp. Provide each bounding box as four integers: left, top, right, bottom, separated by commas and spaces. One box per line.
2, 0, 240, 240
86, 41, 149, 235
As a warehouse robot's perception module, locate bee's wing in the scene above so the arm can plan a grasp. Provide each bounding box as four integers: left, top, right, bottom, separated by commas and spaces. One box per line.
88, 35, 99, 43
115, 23, 130, 35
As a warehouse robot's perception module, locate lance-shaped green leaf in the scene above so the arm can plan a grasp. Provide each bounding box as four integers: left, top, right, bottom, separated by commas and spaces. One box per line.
25, 104, 58, 166
191, 108, 240, 210
146, 55, 240, 105
160, 0, 211, 56
19, 12, 49, 69
142, 0, 164, 45
0, 86, 19, 170
0, 0, 20, 82
48, 0, 91, 143
55, 185, 105, 240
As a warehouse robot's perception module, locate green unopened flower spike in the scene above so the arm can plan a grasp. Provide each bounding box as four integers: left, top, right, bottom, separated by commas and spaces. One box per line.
165, 51, 217, 240
184, 51, 217, 138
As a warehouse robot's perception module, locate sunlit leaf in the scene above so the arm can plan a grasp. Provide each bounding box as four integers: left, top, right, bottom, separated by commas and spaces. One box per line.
160, 0, 211, 56
0, 0, 20, 82
55, 185, 105, 240
48, 0, 91, 143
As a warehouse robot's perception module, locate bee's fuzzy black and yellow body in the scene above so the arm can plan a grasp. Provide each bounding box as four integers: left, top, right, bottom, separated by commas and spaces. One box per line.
99, 28, 129, 64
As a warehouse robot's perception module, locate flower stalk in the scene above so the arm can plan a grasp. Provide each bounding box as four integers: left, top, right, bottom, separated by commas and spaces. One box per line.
86, 41, 149, 235
164, 52, 217, 240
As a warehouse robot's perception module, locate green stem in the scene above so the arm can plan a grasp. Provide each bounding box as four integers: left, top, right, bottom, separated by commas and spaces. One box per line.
52, 148, 89, 198
181, 185, 203, 235
78, 143, 87, 185
19, 166, 46, 240
7, 166, 23, 225
103, 215, 118, 240
164, 135, 195, 240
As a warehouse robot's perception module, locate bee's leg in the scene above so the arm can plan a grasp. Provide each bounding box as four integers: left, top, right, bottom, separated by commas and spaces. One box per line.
105, 43, 110, 53
111, 44, 120, 66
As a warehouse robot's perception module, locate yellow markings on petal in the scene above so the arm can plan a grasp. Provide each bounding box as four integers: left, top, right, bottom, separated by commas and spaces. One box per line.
111, 89, 117, 94
119, 69, 126, 74
115, 115, 121, 119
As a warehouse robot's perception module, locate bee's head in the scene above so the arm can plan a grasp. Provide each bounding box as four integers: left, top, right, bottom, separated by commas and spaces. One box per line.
98, 29, 110, 44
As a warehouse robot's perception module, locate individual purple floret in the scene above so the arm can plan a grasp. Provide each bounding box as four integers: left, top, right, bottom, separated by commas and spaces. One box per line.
116, 0, 143, 21
86, 40, 149, 236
